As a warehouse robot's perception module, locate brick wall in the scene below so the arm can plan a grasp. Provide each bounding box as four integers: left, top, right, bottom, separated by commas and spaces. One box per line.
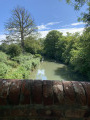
0, 79, 90, 120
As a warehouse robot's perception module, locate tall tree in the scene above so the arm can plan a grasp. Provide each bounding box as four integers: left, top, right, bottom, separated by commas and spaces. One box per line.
5, 6, 37, 52
44, 30, 62, 59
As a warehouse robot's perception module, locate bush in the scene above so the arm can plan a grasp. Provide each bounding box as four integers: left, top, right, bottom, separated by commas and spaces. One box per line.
0, 43, 9, 53
34, 54, 42, 60
13, 54, 33, 63
7, 44, 21, 57
0, 62, 9, 78
0, 51, 9, 63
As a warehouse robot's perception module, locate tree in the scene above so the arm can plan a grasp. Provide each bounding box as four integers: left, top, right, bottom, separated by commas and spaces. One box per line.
65, 0, 89, 10
7, 44, 21, 57
44, 30, 62, 59
24, 36, 42, 54
5, 6, 37, 52
64, 0, 90, 26
78, 2, 90, 26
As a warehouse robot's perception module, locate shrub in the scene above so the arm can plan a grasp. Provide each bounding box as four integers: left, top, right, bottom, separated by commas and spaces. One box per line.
34, 54, 42, 60
0, 51, 9, 63
0, 62, 9, 78
7, 44, 21, 57
13, 54, 33, 63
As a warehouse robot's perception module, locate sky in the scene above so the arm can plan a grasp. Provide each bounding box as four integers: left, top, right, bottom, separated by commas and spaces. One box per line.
0, 0, 87, 39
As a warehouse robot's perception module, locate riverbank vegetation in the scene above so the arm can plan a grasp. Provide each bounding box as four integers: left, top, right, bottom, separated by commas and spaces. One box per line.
0, 51, 41, 79
44, 27, 90, 80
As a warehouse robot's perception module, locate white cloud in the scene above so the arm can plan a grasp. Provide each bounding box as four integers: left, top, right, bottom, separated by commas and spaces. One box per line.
0, 35, 6, 40
37, 25, 49, 31
71, 22, 86, 26
37, 21, 60, 31
39, 27, 84, 38
46, 22, 60, 26
62, 22, 86, 28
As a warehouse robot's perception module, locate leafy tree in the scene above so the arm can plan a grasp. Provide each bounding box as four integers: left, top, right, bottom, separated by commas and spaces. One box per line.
70, 28, 90, 78
44, 30, 63, 59
24, 36, 42, 54
5, 6, 37, 52
66, 0, 89, 10
78, 2, 90, 26
61, 33, 79, 64
7, 44, 21, 57
0, 43, 9, 53
64, 0, 90, 26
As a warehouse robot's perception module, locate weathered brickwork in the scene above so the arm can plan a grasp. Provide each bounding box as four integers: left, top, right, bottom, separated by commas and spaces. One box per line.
0, 79, 90, 120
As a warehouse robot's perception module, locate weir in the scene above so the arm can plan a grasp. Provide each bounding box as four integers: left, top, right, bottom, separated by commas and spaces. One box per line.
0, 79, 90, 120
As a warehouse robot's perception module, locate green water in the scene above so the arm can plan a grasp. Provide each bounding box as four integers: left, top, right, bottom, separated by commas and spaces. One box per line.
30, 61, 87, 81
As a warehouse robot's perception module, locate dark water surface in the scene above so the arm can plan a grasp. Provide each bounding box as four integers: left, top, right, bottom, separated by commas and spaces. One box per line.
30, 61, 87, 81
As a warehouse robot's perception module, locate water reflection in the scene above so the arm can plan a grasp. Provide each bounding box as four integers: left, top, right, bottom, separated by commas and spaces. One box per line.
36, 69, 47, 80
30, 61, 87, 81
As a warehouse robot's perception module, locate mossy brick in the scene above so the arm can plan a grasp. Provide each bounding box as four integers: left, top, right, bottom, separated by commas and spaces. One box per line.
20, 80, 31, 104
62, 81, 76, 105
8, 80, 22, 105
43, 80, 53, 105
72, 81, 86, 106
32, 80, 42, 104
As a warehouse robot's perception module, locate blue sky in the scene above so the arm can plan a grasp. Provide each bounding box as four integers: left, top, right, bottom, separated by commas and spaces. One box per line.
0, 0, 87, 39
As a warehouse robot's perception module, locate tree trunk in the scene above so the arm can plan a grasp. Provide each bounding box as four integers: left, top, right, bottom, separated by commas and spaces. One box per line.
21, 31, 25, 53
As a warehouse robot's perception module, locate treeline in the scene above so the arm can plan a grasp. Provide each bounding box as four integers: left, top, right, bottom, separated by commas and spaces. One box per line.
0, 27, 90, 80
43, 27, 90, 80
0, 36, 43, 57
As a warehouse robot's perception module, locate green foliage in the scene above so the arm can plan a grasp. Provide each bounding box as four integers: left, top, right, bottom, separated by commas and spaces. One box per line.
43, 28, 90, 80
0, 62, 9, 78
44, 30, 63, 59
0, 43, 9, 53
34, 54, 42, 60
24, 36, 42, 54
70, 28, 90, 78
0, 50, 41, 79
13, 53, 33, 63
0, 51, 9, 63
7, 44, 21, 57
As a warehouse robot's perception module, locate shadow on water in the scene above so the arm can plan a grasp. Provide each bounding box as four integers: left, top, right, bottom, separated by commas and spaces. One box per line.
54, 65, 88, 81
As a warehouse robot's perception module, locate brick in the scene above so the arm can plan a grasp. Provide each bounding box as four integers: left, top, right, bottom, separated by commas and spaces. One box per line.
32, 80, 42, 104
0, 79, 12, 105
53, 81, 64, 105
8, 80, 22, 105
43, 80, 53, 105
81, 82, 90, 106
72, 81, 86, 106
20, 80, 31, 104
63, 81, 76, 105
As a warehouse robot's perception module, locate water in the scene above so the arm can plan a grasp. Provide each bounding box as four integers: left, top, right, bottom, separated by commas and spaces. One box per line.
30, 61, 87, 81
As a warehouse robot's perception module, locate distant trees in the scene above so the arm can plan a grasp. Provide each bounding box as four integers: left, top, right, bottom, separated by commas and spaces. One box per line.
24, 36, 42, 54
5, 6, 37, 52
44, 30, 63, 59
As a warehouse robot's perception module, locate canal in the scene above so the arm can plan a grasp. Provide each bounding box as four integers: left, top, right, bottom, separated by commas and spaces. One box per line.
30, 61, 87, 81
